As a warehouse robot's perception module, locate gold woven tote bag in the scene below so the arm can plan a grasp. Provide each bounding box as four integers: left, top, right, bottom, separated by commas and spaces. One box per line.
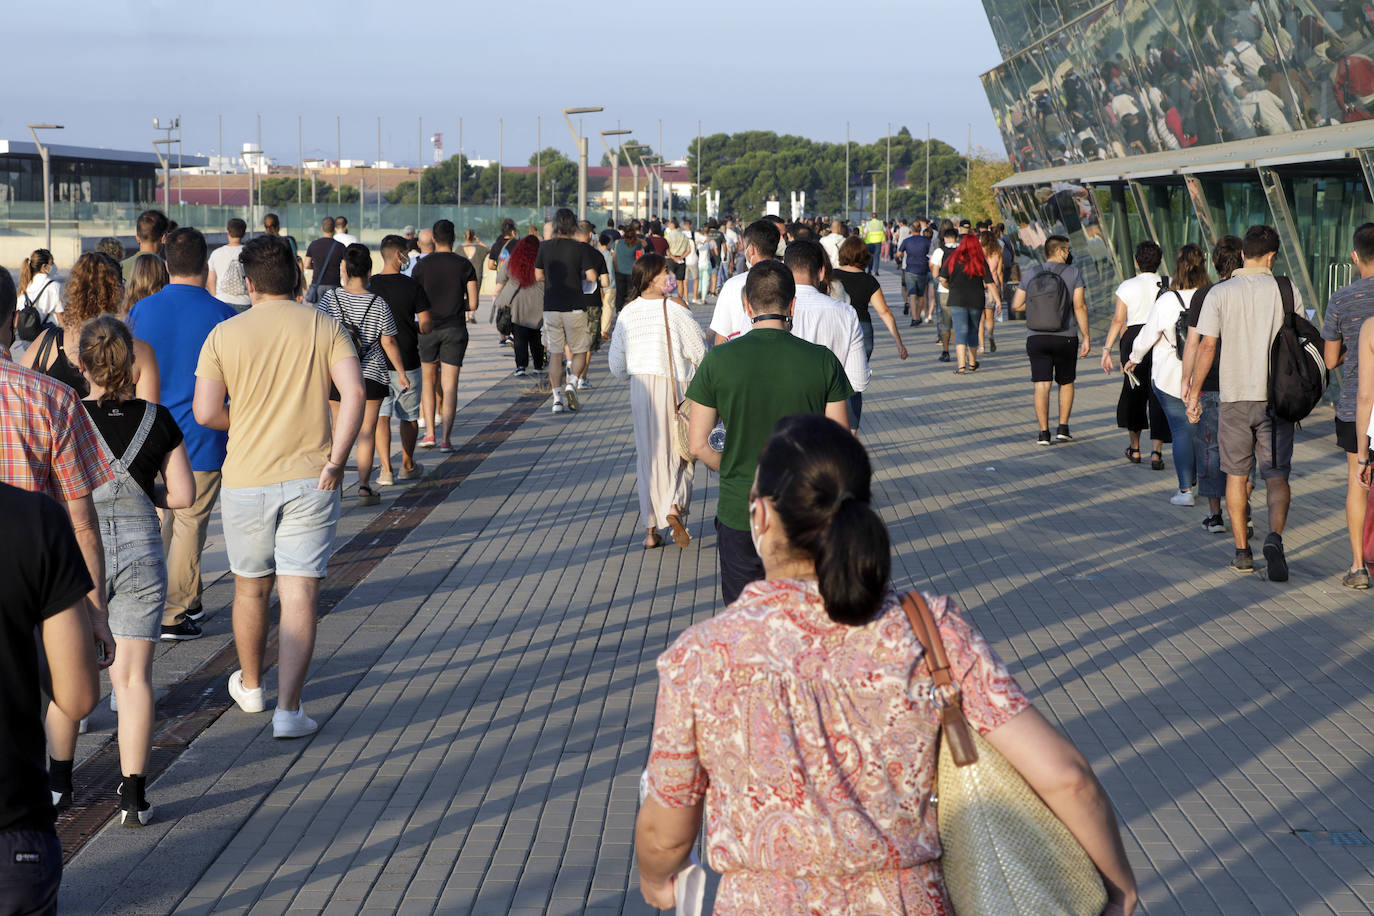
661, 301, 695, 464
900, 593, 1107, 916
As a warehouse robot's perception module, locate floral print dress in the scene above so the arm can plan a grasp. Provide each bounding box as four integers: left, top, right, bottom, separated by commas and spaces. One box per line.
646, 579, 1030, 915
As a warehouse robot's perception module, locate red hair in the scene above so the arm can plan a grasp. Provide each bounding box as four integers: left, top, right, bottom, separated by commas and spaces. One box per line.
947, 234, 989, 280
507, 235, 539, 288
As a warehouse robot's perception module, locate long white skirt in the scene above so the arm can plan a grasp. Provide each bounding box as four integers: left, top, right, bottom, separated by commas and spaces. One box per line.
630, 374, 694, 530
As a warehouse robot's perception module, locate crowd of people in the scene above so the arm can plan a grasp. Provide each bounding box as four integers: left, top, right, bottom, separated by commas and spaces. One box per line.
12, 186, 1371, 913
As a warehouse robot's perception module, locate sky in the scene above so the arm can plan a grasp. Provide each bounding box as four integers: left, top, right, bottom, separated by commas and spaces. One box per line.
6, 0, 1007, 168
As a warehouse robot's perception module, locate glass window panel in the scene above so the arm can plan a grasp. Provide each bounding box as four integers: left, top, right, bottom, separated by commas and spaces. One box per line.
1142, 180, 1204, 268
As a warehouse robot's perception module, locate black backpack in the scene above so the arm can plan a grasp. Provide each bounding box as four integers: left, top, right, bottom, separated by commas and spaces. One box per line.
1267, 276, 1326, 424
335, 292, 380, 360
15, 280, 55, 342
1024, 263, 1071, 332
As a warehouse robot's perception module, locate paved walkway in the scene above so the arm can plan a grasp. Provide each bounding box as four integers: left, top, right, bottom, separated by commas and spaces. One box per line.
59, 271, 1374, 915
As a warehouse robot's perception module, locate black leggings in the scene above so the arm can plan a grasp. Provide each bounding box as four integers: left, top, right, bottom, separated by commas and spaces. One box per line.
512, 325, 546, 371
615, 273, 632, 310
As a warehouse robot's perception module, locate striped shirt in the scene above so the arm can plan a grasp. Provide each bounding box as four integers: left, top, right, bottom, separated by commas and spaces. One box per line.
317, 288, 399, 386
0, 356, 112, 500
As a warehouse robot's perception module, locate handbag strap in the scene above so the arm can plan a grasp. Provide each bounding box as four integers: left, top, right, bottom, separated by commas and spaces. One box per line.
661, 300, 682, 408
899, 591, 980, 767
32, 325, 59, 372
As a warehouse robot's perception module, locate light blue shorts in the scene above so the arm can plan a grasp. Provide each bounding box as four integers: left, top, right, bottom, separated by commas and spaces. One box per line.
221, 477, 340, 579
379, 368, 422, 421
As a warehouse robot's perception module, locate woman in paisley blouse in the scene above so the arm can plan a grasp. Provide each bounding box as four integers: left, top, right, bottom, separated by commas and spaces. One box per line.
635, 414, 1137, 915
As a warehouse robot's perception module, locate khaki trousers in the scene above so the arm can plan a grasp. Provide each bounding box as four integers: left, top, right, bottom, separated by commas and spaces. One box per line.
161, 469, 222, 625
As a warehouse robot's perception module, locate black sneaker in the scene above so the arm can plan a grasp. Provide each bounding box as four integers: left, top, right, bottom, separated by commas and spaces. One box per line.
1201, 514, 1225, 534
185, 603, 206, 622
1055, 425, 1073, 441
1036, 430, 1052, 446
1263, 533, 1288, 582
50, 788, 72, 810
160, 618, 203, 641
938, 351, 951, 362
1230, 548, 1254, 573
118, 778, 153, 827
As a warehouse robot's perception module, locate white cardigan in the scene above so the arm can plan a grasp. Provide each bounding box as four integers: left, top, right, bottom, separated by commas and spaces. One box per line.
608, 296, 706, 384
1128, 287, 1194, 400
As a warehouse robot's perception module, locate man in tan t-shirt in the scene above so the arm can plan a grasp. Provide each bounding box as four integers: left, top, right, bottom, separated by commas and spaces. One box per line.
193, 234, 365, 740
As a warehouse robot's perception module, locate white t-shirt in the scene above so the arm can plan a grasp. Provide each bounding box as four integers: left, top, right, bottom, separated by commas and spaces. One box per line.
207, 243, 251, 307
22, 274, 63, 322
1128, 288, 1194, 400
709, 271, 751, 340
333, 232, 359, 247
820, 233, 845, 270
792, 285, 870, 394
1115, 272, 1167, 326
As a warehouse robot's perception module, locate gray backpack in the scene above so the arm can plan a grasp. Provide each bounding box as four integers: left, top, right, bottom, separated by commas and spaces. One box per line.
1024, 264, 1071, 332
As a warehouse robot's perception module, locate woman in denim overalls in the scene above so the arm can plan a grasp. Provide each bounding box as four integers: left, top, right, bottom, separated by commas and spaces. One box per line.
73, 316, 194, 826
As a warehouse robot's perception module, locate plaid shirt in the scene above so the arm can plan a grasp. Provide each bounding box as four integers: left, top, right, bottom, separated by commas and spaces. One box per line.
0, 355, 112, 500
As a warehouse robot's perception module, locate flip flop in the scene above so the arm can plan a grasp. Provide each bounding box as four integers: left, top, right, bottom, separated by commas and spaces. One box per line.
666, 514, 691, 548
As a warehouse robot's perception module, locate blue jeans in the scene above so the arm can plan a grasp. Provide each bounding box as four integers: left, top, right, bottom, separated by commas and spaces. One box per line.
1191, 390, 1224, 499
849, 321, 876, 428
951, 307, 981, 348
1154, 383, 1196, 492
866, 243, 881, 274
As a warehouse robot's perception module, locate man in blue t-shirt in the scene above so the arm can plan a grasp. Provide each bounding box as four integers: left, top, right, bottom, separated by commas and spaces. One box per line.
127, 227, 237, 641
897, 226, 933, 323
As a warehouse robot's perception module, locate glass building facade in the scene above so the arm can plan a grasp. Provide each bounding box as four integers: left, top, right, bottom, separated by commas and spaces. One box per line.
980, 0, 1374, 326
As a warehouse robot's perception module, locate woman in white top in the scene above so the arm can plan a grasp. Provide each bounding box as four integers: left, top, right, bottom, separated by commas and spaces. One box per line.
1126, 244, 1209, 506
608, 253, 706, 551
18, 248, 63, 326
1101, 240, 1172, 469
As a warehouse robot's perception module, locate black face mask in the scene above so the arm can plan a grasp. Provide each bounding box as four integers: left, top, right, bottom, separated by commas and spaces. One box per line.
1065, 252, 1075, 265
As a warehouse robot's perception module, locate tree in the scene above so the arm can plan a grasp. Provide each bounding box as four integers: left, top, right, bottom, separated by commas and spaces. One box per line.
600, 140, 654, 167
961, 150, 1014, 225
260, 176, 358, 206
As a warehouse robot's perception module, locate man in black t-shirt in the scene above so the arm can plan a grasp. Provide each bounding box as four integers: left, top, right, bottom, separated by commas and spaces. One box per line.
412, 219, 478, 451
0, 483, 99, 911
577, 220, 611, 374
369, 235, 433, 483
304, 217, 344, 302
535, 209, 600, 415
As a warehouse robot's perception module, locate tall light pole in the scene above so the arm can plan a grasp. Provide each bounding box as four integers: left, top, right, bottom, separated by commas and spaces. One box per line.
599, 128, 631, 227
562, 106, 603, 221
642, 156, 663, 220
152, 116, 178, 221
867, 170, 882, 216
26, 123, 63, 252
925, 122, 931, 218
844, 121, 850, 221
886, 123, 892, 223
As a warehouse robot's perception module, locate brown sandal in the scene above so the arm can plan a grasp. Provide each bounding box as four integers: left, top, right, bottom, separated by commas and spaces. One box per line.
666, 514, 691, 548
644, 531, 664, 550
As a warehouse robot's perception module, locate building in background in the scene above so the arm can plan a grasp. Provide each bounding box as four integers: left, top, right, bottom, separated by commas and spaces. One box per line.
0, 139, 208, 209
980, 0, 1374, 324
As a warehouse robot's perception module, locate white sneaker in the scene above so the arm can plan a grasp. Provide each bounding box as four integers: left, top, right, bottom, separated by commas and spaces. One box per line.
551, 400, 566, 414
575, 376, 590, 390
228, 670, 265, 713
273, 705, 318, 739
1170, 489, 1195, 507
110, 692, 117, 712
563, 383, 580, 411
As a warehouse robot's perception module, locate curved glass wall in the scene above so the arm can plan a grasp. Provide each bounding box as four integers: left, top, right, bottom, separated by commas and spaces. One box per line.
982, 0, 1374, 166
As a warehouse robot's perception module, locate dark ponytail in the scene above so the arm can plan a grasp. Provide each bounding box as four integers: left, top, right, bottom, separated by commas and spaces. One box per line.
756, 414, 890, 625
343, 243, 372, 282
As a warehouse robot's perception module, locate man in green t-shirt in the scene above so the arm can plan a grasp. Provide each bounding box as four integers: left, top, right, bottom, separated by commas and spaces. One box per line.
685, 261, 853, 604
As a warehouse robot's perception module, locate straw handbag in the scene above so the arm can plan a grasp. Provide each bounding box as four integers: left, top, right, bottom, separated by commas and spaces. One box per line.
899, 592, 1107, 916
662, 302, 694, 464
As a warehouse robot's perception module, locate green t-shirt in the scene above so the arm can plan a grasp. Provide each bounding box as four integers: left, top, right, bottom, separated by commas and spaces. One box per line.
685, 328, 853, 531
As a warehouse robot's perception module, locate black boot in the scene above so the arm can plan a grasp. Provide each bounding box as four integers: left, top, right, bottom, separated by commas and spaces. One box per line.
118, 774, 153, 827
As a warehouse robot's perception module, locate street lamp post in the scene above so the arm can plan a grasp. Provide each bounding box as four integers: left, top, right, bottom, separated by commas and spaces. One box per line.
27, 123, 63, 251
599, 128, 631, 227
562, 106, 604, 221
152, 116, 179, 223
867, 170, 882, 216
626, 143, 651, 221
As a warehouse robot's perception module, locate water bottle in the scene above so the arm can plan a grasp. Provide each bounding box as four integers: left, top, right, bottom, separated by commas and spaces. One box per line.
708, 423, 726, 452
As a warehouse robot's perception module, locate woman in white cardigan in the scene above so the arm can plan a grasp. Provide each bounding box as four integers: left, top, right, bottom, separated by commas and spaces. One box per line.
1125, 244, 1209, 507
609, 253, 707, 550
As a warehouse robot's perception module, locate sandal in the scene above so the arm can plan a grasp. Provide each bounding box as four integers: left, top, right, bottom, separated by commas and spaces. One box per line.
1150, 450, 1165, 471
954, 367, 969, 375
1125, 446, 1141, 464
644, 531, 664, 550
969, 361, 980, 372
358, 485, 380, 506
666, 514, 691, 548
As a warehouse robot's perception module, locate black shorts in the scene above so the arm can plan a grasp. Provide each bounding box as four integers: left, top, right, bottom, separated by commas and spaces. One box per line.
673, 261, 687, 281
1027, 334, 1078, 384
418, 325, 469, 367
1336, 417, 1359, 454
330, 378, 389, 401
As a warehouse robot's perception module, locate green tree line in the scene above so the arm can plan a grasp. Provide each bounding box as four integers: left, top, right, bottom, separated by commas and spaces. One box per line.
369, 127, 1003, 220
